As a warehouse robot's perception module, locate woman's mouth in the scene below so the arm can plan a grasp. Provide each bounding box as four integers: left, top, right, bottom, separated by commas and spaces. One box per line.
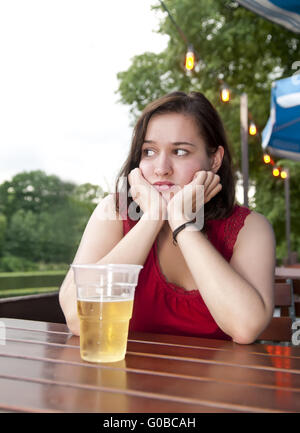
153, 182, 175, 192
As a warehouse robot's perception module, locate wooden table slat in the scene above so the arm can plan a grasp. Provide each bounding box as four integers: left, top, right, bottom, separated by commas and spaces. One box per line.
3, 328, 300, 373
0, 377, 242, 413
0, 317, 70, 334
0, 318, 300, 413
2, 318, 300, 358
0, 356, 299, 412
1, 338, 300, 392
129, 331, 300, 358
275, 266, 300, 280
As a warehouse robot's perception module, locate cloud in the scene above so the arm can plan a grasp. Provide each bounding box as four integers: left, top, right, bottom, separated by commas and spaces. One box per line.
0, 0, 168, 187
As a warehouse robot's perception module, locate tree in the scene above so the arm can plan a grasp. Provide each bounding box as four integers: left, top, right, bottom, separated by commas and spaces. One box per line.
254, 160, 300, 262
4, 209, 40, 260
0, 170, 76, 222
116, 0, 300, 261
71, 183, 107, 215
0, 214, 7, 257
0, 171, 104, 268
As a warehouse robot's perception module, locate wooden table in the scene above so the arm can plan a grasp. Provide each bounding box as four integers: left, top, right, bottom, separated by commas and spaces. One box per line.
0, 318, 299, 413
275, 266, 300, 280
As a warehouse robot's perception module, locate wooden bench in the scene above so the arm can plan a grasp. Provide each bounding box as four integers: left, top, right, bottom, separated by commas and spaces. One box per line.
257, 281, 295, 344
0, 292, 66, 324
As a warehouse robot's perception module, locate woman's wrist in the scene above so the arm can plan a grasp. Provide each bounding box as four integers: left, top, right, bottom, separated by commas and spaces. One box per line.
141, 210, 166, 228
168, 214, 189, 232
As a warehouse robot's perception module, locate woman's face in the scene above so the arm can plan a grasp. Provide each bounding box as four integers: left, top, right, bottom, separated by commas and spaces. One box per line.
139, 112, 213, 196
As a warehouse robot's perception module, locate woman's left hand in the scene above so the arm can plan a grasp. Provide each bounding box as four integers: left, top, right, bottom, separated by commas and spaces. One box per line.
167, 171, 222, 231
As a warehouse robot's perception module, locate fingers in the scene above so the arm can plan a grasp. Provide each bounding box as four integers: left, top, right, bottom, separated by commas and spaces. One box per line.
128, 168, 140, 186
128, 167, 159, 202
128, 168, 149, 188
205, 172, 221, 198
167, 184, 181, 201
192, 170, 222, 204
205, 183, 222, 203
129, 184, 138, 201
192, 171, 207, 184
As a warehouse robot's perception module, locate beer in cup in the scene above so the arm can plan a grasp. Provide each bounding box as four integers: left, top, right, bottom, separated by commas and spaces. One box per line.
71, 264, 142, 363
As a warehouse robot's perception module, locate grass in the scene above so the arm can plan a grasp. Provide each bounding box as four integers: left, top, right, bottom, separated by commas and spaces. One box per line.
0, 270, 66, 277
0, 287, 59, 298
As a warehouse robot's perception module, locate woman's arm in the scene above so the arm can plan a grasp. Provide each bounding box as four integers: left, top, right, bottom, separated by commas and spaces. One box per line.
59, 185, 165, 335
174, 211, 276, 344
59, 193, 124, 335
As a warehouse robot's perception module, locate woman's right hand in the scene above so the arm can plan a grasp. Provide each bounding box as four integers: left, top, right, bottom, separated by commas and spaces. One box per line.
128, 168, 167, 221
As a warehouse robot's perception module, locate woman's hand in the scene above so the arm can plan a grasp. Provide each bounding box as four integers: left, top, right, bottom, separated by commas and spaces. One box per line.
167, 171, 222, 231
128, 168, 168, 221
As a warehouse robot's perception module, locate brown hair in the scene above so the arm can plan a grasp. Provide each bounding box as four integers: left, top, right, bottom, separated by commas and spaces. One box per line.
115, 91, 236, 224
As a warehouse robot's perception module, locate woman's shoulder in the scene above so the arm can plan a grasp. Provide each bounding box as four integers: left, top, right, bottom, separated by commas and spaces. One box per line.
215, 205, 274, 260
91, 193, 125, 232
234, 208, 275, 250
225, 205, 274, 238
209, 204, 251, 234
239, 207, 273, 231
229, 204, 251, 220
94, 193, 119, 217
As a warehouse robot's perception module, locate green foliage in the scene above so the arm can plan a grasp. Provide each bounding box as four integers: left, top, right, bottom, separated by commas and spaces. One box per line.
3, 204, 88, 263
0, 287, 59, 299
254, 161, 300, 261
116, 0, 300, 262
71, 183, 106, 215
0, 170, 75, 220
0, 213, 7, 256
0, 170, 105, 271
0, 254, 39, 272
0, 270, 65, 290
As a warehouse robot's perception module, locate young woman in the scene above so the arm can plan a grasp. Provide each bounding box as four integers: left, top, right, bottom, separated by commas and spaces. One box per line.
59, 91, 275, 344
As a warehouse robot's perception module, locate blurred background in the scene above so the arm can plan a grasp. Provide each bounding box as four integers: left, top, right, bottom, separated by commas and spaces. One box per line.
0, 0, 299, 287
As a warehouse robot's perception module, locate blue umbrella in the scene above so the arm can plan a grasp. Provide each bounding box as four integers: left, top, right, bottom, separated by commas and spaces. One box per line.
262, 75, 300, 161
237, 1, 300, 33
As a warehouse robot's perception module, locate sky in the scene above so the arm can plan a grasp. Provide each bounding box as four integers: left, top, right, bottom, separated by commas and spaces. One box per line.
0, 0, 168, 192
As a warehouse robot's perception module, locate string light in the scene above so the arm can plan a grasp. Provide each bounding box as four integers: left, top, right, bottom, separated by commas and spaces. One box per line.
185, 46, 195, 71
249, 121, 257, 136
220, 87, 230, 102
263, 155, 288, 180
158, 1, 195, 74
220, 87, 259, 137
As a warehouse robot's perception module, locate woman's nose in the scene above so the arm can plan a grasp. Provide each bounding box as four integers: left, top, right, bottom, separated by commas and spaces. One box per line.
154, 154, 173, 176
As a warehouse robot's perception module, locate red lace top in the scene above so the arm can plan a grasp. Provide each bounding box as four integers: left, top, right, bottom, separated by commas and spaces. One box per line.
122, 205, 251, 340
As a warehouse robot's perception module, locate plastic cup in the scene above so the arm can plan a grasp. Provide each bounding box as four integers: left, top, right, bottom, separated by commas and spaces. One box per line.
71, 263, 143, 363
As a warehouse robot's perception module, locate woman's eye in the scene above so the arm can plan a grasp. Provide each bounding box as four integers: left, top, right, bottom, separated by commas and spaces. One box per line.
143, 149, 155, 157
142, 148, 188, 157
175, 149, 189, 156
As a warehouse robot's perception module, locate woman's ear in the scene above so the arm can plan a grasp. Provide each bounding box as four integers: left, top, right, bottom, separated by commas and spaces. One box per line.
210, 146, 224, 173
